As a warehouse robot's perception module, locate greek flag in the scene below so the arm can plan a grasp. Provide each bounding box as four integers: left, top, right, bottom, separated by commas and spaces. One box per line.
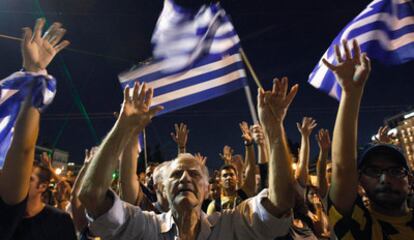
309, 0, 414, 99
119, 0, 247, 115
0, 72, 56, 168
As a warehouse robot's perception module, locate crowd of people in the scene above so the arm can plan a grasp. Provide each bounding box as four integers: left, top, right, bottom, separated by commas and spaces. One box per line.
1, 18, 414, 240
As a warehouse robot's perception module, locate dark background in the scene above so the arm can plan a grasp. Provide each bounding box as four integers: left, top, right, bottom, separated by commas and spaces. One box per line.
1, 0, 413, 171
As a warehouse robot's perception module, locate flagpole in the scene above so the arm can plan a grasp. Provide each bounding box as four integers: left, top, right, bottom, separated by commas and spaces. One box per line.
239, 48, 263, 89
243, 85, 259, 124
143, 128, 148, 169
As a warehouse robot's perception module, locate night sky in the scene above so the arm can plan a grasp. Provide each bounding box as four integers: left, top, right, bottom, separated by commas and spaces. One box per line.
1, 0, 413, 171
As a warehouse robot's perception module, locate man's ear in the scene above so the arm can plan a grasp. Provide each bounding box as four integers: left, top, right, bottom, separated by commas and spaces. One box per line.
408, 174, 414, 194
37, 182, 48, 193
205, 183, 211, 200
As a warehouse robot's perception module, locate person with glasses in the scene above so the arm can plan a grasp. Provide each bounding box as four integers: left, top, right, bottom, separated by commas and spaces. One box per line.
323, 39, 414, 239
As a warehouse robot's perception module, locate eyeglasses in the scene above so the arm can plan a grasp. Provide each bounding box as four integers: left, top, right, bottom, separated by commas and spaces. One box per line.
361, 167, 409, 179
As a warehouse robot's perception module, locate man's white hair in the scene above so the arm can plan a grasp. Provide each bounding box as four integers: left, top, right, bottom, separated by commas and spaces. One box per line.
152, 160, 172, 186
164, 153, 209, 185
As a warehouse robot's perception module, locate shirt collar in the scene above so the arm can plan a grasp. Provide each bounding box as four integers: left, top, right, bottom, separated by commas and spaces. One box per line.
159, 210, 216, 239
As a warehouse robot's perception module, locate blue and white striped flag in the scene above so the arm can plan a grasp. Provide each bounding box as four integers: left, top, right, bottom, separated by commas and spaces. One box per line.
0, 72, 56, 168
119, 0, 247, 115
309, 0, 414, 99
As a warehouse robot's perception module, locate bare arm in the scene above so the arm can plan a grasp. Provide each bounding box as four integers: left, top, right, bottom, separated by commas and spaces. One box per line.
323, 39, 371, 215
239, 121, 256, 197
315, 129, 330, 198
119, 133, 142, 205
70, 148, 96, 231
0, 19, 69, 205
79, 83, 163, 218
258, 77, 298, 216
295, 117, 317, 187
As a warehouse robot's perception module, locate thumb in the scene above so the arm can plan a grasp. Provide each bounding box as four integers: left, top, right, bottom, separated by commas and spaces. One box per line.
148, 105, 164, 117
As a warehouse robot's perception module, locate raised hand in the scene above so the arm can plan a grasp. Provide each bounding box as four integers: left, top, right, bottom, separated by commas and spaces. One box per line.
170, 123, 189, 149
239, 121, 253, 145
194, 153, 207, 165
119, 82, 163, 130
219, 145, 233, 164
258, 77, 298, 129
251, 124, 265, 145
84, 147, 98, 165
296, 117, 317, 137
322, 39, 371, 95
40, 152, 53, 170
22, 18, 70, 72
375, 125, 394, 144
316, 129, 331, 153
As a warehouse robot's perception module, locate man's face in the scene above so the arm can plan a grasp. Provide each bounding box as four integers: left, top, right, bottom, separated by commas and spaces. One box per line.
359, 154, 411, 210
165, 157, 207, 211
219, 168, 237, 190
209, 182, 220, 200
28, 167, 47, 199
145, 166, 156, 189
326, 162, 332, 185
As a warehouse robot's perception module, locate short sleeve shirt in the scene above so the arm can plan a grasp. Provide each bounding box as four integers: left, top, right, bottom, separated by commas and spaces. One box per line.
328, 196, 414, 239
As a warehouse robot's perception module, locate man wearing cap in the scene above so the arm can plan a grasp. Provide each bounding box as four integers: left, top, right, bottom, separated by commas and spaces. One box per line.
323, 40, 414, 239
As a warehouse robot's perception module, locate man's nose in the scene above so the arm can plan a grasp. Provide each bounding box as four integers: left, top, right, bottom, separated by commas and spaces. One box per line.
379, 172, 391, 184
179, 170, 192, 182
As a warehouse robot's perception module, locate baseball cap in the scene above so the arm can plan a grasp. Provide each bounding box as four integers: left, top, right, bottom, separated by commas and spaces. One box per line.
357, 143, 410, 171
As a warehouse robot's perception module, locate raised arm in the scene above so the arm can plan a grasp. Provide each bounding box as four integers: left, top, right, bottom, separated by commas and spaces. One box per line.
258, 77, 298, 216
119, 133, 142, 205
323, 39, 371, 215
315, 129, 331, 198
40, 152, 64, 183
170, 123, 189, 154
0, 18, 69, 205
252, 124, 269, 190
239, 121, 256, 197
79, 82, 163, 218
295, 117, 317, 187
70, 148, 95, 232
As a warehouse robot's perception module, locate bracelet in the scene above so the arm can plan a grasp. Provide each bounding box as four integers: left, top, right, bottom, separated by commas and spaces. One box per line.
244, 141, 253, 146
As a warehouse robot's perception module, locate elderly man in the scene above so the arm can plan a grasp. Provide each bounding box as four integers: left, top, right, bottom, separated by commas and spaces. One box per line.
79, 77, 297, 239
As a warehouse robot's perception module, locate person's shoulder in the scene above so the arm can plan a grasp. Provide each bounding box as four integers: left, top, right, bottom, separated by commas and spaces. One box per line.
42, 205, 72, 220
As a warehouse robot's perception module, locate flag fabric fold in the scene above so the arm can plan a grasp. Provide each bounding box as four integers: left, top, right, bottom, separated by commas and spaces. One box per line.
119, 0, 247, 115
308, 0, 414, 99
0, 72, 57, 167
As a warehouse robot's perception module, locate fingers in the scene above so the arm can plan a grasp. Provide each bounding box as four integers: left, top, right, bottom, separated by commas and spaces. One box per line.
342, 39, 352, 60
361, 53, 371, 71
21, 27, 32, 48
170, 132, 177, 141
123, 86, 131, 102
138, 83, 147, 103
144, 87, 154, 107
322, 58, 337, 71
132, 81, 140, 101
32, 18, 45, 43
334, 44, 343, 63
296, 122, 301, 131
43, 22, 62, 42
174, 123, 179, 135
54, 40, 70, 53
148, 105, 164, 117
85, 149, 90, 159
285, 84, 299, 107
49, 29, 66, 46
352, 39, 361, 65
281, 77, 288, 98
257, 88, 265, 107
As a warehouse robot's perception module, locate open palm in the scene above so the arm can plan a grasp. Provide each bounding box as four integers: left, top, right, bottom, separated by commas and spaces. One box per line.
22, 18, 70, 72
322, 39, 371, 94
